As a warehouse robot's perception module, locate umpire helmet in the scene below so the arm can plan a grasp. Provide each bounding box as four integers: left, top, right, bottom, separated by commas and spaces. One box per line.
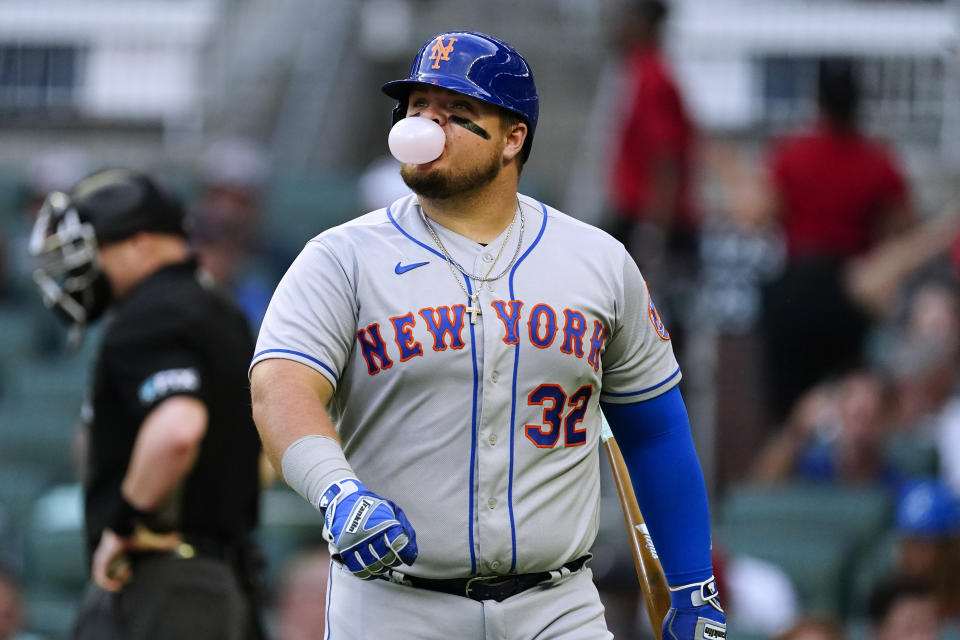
29, 169, 187, 338
382, 31, 539, 161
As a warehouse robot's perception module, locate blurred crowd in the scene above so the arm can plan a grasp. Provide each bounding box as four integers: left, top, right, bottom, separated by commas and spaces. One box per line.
593, 1, 960, 638
0, 0, 959, 638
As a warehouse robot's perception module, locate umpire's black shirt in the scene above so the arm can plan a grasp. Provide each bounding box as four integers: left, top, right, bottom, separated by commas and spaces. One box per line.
83, 257, 261, 555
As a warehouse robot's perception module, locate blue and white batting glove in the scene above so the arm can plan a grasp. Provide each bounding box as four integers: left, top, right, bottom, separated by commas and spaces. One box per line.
662, 576, 726, 640
318, 478, 418, 579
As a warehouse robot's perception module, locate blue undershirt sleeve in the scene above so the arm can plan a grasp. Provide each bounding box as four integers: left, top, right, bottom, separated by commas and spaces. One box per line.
601, 385, 714, 586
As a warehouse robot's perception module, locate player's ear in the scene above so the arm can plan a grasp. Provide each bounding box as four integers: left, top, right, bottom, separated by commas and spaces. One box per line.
502, 121, 527, 163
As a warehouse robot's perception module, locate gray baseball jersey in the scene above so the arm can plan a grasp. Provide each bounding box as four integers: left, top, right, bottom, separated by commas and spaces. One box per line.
252, 192, 680, 579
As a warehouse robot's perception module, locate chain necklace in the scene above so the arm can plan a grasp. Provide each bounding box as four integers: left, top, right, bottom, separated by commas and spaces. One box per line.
419, 200, 526, 324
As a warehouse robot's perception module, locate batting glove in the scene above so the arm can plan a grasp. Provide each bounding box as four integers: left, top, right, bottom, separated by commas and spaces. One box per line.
318, 478, 418, 579
662, 576, 726, 640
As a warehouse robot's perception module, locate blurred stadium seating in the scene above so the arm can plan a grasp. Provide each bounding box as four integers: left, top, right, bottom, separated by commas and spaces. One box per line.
716, 481, 894, 618
0, 305, 38, 382
21, 484, 85, 638
264, 171, 359, 252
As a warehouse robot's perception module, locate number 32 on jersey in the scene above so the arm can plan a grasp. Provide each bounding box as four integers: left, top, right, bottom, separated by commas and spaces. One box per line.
525, 384, 593, 448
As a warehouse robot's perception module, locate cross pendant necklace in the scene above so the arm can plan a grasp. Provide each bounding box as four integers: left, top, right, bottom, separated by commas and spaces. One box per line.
419, 201, 525, 327
466, 293, 482, 324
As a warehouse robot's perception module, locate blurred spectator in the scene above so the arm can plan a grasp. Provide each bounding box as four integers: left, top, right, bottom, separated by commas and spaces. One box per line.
903, 278, 960, 344
192, 137, 284, 332
700, 142, 787, 489
892, 479, 960, 619
752, 199, 960, 484
881, 277, 960, 490
713, 541, 800, 636
603, 0, 698, 334
767, 59, 914, 258
273, 547, 330, 640
770, 615, 848, 640
194, 137, 268, 254
0, 565, 21, 640
697, 142, 787, 336
751, 369, 904, 492
198, 138, 269, 200
867, 574, 940, 640
759, 57, 915, 423
707, 143, 958, 487
889, 279, 960, 422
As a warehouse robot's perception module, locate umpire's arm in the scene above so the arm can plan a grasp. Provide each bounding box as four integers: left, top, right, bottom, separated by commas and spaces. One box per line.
250, 358, 339, 477
94, 396, 208, 591
123, 396, 208, 506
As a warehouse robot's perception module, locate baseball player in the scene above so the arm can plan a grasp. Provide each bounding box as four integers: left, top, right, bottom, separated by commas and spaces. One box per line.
251, 31, 725, 639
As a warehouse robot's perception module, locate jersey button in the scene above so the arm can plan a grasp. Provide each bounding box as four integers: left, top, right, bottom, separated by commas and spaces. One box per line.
488, 434, 497, 446
491, 371, 499, 383
490, 560, 501, 570
487, 498, 497, 509
482, 253, 494, 263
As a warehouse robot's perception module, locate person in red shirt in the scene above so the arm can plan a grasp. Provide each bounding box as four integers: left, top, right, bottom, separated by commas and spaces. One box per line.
769, 64, 912, 260
606, 0, 697, 299
761, 58, 915, 423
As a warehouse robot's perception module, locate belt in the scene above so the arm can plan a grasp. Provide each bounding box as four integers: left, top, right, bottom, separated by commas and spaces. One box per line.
181, 534, 250, 562
381, 555, 590, 603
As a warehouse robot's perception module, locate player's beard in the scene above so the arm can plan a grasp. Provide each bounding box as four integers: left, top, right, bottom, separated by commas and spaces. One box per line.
400, 144, 502, 200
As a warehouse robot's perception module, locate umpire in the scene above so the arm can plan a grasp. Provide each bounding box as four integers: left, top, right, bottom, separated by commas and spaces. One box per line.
29, 169, 264, 639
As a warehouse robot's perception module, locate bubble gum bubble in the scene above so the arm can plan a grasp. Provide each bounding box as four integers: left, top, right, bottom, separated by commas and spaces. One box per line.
388, 118, 445, 164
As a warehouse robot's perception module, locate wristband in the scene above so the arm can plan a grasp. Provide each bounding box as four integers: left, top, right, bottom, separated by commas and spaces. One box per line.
106, 494, 150, 537
281, 435, 358, 511
670, 576, 723, 611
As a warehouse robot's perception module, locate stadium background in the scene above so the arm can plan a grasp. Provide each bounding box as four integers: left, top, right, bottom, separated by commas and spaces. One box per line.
0, 0, 958, 638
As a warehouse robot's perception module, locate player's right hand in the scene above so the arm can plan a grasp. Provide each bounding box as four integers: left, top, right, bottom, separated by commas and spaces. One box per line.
662, 576, 727, 640
318, 478, 418, 579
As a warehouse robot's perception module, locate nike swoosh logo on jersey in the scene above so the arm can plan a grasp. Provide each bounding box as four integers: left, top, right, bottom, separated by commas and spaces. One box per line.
395, 261, 429, 274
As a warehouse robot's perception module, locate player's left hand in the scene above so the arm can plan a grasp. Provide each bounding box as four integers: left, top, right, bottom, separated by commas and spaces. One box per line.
319, 478, 418, 579
662, 576, 726, 640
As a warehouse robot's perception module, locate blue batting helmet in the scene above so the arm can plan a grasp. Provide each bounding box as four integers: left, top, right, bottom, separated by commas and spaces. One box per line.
382, 31, 539, 161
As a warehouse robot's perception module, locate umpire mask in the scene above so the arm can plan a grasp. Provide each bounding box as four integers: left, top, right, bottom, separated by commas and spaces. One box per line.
29, 191, 113, 342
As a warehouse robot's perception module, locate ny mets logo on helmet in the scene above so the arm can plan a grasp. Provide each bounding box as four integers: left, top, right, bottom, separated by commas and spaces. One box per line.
429, 37, 457, 69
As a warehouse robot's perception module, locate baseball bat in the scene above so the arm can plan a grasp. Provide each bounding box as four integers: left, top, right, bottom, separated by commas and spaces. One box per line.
600, 417, 671, 639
